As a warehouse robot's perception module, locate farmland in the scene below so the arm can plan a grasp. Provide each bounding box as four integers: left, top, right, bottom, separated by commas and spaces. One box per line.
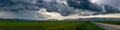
0, 21, 104, 30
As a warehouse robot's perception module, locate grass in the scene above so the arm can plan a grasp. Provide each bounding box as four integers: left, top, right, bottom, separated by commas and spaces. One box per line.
98, 21, 120, 25
0, 21, 104, 30
78, 22, 104, 30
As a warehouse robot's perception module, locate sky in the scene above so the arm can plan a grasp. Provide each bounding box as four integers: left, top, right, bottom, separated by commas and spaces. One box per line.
0, 0, 120, 20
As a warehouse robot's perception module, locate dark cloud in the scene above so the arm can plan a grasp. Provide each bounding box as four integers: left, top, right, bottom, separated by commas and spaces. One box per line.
0, 0, 45, 19
67, 0, 120, 15
0, 0, 43, 11
0, 0, 120, 17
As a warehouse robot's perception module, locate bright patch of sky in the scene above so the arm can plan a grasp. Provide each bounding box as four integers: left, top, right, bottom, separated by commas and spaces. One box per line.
38, 8, 120, 20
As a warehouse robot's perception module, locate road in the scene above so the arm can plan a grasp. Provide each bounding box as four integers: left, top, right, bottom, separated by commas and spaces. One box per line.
92, 22, 120, 30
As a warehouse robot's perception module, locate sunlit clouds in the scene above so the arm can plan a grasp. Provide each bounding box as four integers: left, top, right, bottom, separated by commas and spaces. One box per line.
37, 8, 120, 20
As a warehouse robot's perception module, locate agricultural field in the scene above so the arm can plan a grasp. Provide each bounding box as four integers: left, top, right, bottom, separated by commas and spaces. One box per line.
0, 21, 104, 30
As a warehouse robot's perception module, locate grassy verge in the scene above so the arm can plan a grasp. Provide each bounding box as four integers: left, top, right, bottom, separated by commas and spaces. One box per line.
0, 21, 104, 30
98, 21, 120, 25
77, 22, 104, 30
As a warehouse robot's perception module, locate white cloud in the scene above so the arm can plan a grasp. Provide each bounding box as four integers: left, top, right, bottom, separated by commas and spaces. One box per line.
88, 14, 120, 18
90, 0, 98, 3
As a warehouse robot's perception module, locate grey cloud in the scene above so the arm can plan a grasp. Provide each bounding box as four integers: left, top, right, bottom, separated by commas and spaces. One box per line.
0, 0, 120, 19
0, 0, 45, 19
0, 10, 45, 20
67, 0, 120, 15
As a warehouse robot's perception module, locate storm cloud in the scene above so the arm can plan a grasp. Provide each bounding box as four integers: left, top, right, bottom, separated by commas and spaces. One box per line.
67, 0, 120, 14
0, 0, 120, 20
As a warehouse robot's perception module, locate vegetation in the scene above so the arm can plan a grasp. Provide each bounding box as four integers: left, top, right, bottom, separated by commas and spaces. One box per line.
98, 21, 120, 25
0, 21, 104, 30
78, 22, 104, 30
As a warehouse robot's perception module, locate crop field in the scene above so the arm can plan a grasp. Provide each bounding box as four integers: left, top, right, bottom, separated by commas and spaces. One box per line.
0, 21, 104, 30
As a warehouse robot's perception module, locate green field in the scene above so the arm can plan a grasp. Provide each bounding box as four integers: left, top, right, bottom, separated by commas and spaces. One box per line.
98, 21, 120, 25
0, 21, 104, 30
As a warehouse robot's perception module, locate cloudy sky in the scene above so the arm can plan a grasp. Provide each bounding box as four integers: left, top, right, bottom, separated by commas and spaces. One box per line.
0, 0, 120, 20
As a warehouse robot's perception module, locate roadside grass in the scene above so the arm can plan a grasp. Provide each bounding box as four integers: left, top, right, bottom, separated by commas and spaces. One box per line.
98, 21, 120, 25
0, 21, 104, 30
77, 22, 104, 30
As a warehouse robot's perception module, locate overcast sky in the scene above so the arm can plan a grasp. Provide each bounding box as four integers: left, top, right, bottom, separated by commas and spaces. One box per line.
0, 0, 120, 20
